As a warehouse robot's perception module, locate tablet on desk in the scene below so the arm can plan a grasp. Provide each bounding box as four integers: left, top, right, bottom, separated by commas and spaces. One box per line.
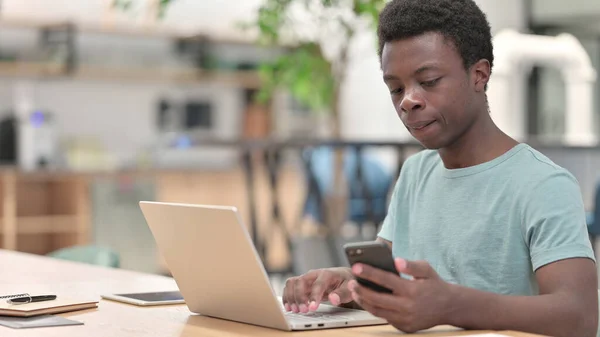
101, 291, 185, 306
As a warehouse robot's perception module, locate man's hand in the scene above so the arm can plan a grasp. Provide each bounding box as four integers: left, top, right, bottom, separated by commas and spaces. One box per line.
282, 267, 354, 313
350, 257, 598, 337
348, 258, 453, 333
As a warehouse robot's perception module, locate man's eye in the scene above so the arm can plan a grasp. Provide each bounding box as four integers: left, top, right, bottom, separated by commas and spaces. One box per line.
422, 78, 441, 87
390, 88, 404, 95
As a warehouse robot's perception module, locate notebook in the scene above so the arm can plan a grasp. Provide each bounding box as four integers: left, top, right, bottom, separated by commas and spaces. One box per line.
0, 294, 98, 317
0, 314, 84, 329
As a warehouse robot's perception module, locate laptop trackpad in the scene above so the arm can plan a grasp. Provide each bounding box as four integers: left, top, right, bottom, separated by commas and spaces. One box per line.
283, 301, 377, 318
314, 304, 359, 313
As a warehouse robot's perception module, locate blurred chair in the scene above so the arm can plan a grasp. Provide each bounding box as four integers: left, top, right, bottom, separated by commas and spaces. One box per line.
291, 146, 393, 274
301, 146, 393, 227
47, 245, 120, 268
586, 182, 600, 253
588, 182, 600, 249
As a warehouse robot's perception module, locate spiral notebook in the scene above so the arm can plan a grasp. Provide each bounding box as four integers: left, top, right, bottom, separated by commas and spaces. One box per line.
0, 294, 98, 317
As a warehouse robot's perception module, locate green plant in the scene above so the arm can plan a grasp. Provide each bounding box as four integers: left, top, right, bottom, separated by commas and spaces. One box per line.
248, 0, 386, 136
244, 1, 387, 236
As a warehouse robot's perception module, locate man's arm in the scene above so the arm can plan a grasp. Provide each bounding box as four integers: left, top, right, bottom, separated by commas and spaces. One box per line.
348, 257, 597, 336
448, 257, 598, 337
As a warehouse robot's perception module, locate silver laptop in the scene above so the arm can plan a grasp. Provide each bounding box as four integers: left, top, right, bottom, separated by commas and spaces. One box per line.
139, 201, 387, 331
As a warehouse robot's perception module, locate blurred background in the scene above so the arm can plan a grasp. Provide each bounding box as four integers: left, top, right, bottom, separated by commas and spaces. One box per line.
0, 0, 600, 289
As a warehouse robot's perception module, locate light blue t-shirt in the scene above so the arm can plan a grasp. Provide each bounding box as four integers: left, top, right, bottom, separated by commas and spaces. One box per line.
378, 143, 595, 295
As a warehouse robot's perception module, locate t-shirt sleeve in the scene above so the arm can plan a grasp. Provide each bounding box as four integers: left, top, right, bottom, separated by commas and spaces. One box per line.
523, 170, 596, 271
378, 153, 414, 242
377, 177, 401, 242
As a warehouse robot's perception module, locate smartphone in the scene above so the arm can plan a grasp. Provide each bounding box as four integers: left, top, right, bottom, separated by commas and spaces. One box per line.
101, 291, 185, 306
343, 241, 398, 293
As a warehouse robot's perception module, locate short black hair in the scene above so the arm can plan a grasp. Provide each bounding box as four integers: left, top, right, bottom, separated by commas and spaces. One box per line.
377, 0, 494, 74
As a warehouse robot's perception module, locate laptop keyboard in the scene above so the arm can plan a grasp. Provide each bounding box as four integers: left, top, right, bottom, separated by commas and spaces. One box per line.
284, 311, 351, 322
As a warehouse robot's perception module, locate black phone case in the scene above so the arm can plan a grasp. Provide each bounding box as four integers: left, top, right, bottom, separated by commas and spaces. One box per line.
344, 242, 398, 293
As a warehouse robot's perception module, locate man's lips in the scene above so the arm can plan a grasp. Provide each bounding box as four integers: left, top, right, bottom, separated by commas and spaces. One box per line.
407, 120, 436, 130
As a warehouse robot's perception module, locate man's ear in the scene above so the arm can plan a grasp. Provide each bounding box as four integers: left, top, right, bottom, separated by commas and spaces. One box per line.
471, 59, 491, 92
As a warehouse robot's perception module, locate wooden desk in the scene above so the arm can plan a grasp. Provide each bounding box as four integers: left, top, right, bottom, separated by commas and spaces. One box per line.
0, 250, 545, 337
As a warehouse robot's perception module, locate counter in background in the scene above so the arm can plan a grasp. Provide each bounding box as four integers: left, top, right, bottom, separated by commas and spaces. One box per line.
0, 168, 90, 255
0, 164, 305, 275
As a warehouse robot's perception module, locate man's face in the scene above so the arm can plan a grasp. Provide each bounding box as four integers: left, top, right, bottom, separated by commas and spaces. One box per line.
381, 32, 480, 149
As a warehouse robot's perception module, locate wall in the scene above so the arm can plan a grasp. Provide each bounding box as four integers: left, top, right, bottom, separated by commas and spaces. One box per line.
340, 28, 406, 142
0, 65, 244, 169
535, 31, 600, 139
1, 0, 263, 39
476, 0, 526, 34
532, 0, 600, 24
0, 1, 258, 168
31, 80, 243, 165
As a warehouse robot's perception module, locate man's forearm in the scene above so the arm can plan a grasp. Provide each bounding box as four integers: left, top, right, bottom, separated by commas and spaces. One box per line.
445, 284, 597, 337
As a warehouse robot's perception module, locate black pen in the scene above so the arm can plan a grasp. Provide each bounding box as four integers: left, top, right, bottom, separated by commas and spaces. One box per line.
7, 295, 57, 305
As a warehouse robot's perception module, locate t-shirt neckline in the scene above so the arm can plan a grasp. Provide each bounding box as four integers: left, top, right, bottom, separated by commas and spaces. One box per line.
441, 143, 528, 179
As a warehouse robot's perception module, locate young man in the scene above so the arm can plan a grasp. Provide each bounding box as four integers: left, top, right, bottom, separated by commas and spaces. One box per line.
282, 0, 599, 336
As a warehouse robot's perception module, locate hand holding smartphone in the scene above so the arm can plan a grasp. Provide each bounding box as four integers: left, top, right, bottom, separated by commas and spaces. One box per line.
343, 241, 398, 293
